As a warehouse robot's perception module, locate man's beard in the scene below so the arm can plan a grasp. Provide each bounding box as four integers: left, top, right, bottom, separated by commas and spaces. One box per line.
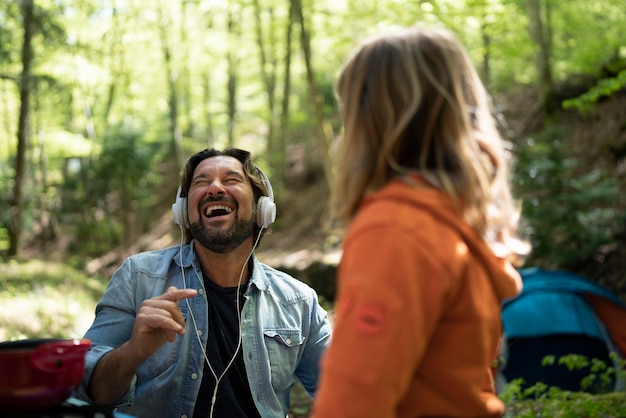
190, 214, 256, 254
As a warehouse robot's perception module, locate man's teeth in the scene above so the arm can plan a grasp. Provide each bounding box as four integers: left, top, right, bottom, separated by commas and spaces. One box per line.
205, 205, 233, 217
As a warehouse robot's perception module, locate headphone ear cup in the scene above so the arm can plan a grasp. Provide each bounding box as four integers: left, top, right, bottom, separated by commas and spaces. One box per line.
172, 187, 188, 227
256, 168, 276, 228
256, 196, 276, 228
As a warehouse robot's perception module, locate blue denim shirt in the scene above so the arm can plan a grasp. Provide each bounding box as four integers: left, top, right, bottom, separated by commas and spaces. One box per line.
75, 241, 332, 418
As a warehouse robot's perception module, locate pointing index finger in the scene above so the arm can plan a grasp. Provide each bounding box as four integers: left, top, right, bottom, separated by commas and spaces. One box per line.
162, 285, 198, 301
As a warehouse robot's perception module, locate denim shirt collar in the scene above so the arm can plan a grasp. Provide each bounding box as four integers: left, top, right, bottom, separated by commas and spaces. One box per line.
249, 257, 270, 292
173, 239, 201, 271
174, 239, 271, 292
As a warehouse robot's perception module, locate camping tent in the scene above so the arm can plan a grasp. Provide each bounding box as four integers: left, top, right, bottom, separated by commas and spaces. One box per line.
497, 267, 626, 394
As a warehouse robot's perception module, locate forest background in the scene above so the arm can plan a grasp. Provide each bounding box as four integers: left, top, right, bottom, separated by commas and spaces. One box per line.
1, 0, 626, 389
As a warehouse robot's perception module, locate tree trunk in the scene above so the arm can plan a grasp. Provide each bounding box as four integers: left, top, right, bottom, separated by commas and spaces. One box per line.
179, 0, 194, 138
226, 4, 240, 148
526, 0, 558, 117
252, 0, 281, 176
202, 72, 215, 145
480, 19, 491, 88
103, 0, 120, 125
203, 12, 216, 146
276, 0, 295, 185
157, 4, 183, 170
8, 0, 35, 257
292, 0, 334, 185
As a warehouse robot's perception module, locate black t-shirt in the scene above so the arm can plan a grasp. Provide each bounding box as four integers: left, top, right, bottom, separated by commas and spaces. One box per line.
192, 277, 261, 418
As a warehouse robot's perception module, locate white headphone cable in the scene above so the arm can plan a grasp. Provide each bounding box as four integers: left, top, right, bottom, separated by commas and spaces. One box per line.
179, 225, 264, 418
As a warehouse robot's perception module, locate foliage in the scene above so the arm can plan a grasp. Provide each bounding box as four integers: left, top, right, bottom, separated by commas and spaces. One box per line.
1, 0, 626, 268
502, 386, 626, 418
513, 125, 623, 268
0, 2, 21, 66
562, 69, 626, 113
3, 0, 625, 152
542, 353, 623, 394
545, 1, 625, 81
500, 354, 626, 418
61, 123, 165, 257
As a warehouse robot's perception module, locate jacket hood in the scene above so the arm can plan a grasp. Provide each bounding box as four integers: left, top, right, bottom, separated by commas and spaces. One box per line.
368, 177, 522, 302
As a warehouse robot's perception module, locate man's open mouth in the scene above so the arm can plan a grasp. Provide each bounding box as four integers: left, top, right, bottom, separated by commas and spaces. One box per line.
204, 205, 234, 218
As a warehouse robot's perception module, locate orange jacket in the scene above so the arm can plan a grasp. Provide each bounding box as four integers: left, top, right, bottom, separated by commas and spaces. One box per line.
313, 178, 522, 418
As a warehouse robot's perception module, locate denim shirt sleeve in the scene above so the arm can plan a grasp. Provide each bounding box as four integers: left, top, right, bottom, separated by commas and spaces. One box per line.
75, 255, 139, 405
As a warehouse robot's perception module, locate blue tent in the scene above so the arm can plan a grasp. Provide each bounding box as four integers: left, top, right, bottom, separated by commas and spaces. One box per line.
497, 267, 626, 394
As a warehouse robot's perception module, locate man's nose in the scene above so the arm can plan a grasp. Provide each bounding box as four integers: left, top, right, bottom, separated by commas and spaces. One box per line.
206, 180, 226, 197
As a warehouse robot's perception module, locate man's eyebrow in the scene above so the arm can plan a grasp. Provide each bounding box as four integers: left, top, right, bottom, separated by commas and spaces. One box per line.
191, 170, 245, 182
224, 170, 246, 180
191, 173, 208, 182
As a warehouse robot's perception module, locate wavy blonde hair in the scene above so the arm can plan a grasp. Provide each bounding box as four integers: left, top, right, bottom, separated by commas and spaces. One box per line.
330, 26, 529, 263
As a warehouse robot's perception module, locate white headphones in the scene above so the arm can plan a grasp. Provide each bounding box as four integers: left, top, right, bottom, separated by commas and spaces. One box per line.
171, 168, 276, 229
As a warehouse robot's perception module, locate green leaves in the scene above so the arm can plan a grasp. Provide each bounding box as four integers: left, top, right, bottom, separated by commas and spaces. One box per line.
513, 125, 622, 268
501, 354, 626, 417
563, 70, 626, 113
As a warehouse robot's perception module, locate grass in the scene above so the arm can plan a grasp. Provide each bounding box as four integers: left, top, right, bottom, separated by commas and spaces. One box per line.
503, 384, 626, 417
0, 259, 107, 340
500, 353, 626, 417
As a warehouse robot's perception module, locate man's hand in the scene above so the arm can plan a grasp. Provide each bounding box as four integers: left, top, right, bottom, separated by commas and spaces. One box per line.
129, 286, 198, 360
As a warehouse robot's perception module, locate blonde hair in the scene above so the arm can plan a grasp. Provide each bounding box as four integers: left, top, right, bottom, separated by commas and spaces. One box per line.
330, 26, 529, 263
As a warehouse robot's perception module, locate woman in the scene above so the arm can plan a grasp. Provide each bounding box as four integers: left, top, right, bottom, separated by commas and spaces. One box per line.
314, 27, 530, 417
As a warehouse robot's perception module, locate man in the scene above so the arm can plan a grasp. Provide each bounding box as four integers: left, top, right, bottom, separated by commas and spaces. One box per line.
75, 148, 332, 418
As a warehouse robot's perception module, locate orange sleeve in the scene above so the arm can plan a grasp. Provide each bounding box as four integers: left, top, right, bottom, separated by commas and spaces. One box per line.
313, 223, 452, 418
